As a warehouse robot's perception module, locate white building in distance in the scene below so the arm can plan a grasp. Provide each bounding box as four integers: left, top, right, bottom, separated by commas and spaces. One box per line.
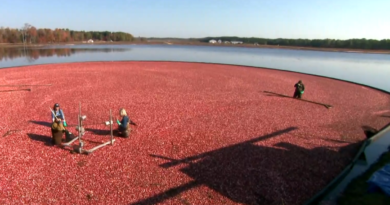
231, 41, 243, 44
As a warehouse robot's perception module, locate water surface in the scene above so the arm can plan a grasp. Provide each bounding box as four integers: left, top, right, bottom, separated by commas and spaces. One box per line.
0, 44, 389, 91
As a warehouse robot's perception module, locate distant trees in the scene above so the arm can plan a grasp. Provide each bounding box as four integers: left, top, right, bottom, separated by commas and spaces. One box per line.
0, 23, 134, 44
200, 37, 390, 50
21, 23, 32, 45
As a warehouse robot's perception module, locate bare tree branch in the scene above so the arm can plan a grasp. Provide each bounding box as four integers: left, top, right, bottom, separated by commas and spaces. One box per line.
21, 23, 32, 45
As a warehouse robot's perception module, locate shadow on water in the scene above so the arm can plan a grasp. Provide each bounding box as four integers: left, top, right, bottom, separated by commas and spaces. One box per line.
130, 127, 363, 205
27, 133, 52, 146
85, 128, 111, 136
263, 91, 332, 109
318, 123, 390, 204
29, 120, 52, 127
320, 138, 353, 144
29, 120, 118, 140
361, 125, 379, 139
362, 122, 390, 140
264, 93, 291, 98
0, 47, 130, 62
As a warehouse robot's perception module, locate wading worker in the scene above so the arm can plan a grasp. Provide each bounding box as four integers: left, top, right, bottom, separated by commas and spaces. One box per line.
293, 80, 305, 99
116, 108, 133, 138
51, 103, 67, 127
51, 103, 67, 146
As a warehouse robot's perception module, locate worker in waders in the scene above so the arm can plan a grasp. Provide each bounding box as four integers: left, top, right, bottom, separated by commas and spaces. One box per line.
116, 108, 132, 138
51, 103, 67, 127
115, 108, 137, 138
51, 103, 67, 145
293, 80, 305, 99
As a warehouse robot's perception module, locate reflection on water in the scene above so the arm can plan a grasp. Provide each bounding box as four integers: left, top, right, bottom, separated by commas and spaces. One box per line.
0, 47, 130, 62
0, 44, 389, 92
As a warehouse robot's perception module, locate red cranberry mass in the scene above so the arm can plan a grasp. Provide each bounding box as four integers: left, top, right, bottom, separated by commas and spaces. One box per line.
0, 62, 388, 205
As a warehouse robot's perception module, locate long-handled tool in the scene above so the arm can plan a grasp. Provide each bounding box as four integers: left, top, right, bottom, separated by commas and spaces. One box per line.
263, 91, 333, 109
2, 130, 22, 137
49, 107, 66, 131
49, 107, 59, 121
0, 88, 31, 92
49, 107, 68, 127
0, 84, 52, 87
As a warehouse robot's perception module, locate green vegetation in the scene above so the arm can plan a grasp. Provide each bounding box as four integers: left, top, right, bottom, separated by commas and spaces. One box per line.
198, 36, 390, 50
0, 23, 134, 44
2, 22, 389, 50
337, 151, 390, 205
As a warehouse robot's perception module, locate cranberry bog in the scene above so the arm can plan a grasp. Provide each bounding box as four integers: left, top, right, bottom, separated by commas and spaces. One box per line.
0, 61, 389, 205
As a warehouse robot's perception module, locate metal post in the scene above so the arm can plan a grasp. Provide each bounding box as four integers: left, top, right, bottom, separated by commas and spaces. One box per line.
110, 109, 114, 145
63, 103, 116, 154
78, 102, 84, 153
78, 102, 81, 145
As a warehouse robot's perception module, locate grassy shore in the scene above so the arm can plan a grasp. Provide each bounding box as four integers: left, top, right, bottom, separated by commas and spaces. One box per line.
1, 41, 390, 54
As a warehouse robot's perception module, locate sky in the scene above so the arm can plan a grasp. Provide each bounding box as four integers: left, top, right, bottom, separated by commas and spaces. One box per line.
1, 0, 389, 40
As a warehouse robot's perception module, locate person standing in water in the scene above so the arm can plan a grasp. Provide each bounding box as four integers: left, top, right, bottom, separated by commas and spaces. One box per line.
293, 80, 305, 99
51, 103, 67, 146
116, 108, 136, 138
51, 103, 67, 127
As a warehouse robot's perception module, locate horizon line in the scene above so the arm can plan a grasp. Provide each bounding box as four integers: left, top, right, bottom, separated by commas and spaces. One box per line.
1, 25, 388, 41
144, 36, 390, 41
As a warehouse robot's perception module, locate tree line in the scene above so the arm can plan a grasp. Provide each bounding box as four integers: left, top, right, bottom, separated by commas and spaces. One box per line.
0, 23, 134, 44
199, 37, 390, 50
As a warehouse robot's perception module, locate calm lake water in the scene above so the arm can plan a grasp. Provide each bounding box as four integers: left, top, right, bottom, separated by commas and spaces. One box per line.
0, 44, 389, 91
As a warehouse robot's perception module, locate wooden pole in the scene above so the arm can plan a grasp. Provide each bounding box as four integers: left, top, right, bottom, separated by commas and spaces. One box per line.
0, 88, 31, 92
110, 109, 114, 145
0, 84, 52, 87
49, 107, 60, 121
2, 130, 21, 137
78, 102, 82, 148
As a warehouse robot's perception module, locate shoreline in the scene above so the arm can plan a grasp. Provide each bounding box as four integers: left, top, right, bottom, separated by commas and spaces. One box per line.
1, 41, 390, 54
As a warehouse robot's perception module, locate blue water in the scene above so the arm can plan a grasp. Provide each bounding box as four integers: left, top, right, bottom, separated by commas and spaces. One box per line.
0, 44, 389, 92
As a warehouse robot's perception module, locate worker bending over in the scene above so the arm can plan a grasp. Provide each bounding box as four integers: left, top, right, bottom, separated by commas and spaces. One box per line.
293, 80, 305, 99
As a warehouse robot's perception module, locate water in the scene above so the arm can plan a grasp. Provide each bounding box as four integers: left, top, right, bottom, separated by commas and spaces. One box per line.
1, 44, 390, 203
0, 44, 389, 92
